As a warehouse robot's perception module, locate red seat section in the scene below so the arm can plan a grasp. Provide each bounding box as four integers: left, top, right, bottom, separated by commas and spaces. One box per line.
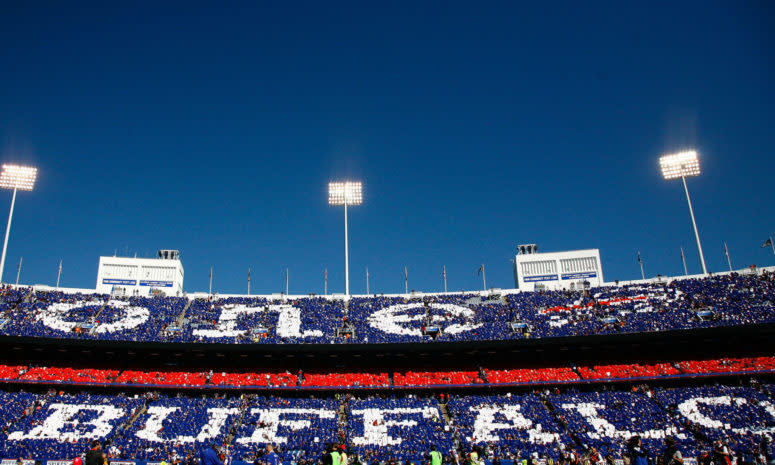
485, 367, 580, 384
577, 362, 679, 379
394, 371, 480, 386
0, 356, 773, 389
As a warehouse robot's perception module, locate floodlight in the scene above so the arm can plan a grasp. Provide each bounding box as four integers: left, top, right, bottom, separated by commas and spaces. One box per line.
0, 165, 37, 191
659, 150, 700, 180
328, 181, 363, 206
328, 180, 363, 296
0, 164, 38, 283
658, 150, 707, 274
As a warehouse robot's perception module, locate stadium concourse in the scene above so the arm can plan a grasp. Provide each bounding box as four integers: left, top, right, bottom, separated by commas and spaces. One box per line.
0, 270, 773, 464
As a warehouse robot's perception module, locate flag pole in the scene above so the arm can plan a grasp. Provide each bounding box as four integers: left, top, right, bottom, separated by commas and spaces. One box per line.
285, 268, 289, 295
481, 264, 487, 291
15, 256, 22, 285
442, 265, 447, 293
724, 242, 732, 271
56, 260, 62, 288
247, 267, 251, 295
324, 268, 328, 296
404, 266, 408, 294
680, 247, 688, 276
366, 267, 370, 295
638, 252, 645, 280
771, 236, 775, 256
209, 266, 213, 295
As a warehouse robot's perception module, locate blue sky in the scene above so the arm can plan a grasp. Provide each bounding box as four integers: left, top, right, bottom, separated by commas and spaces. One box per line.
0, 1, 773, 294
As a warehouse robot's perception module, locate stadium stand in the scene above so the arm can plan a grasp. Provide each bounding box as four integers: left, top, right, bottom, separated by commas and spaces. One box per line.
110, 393, 244, 460
345, 394, 453, 463
1, 390, 144, 460
546, 388, 695, 456
230, 396, 340, 463
0, 272, 773, 345
1, 382, 772, 462
0, 356, 772, 389
0, 270, 773, 463
446, 393, 573, 458
653, 385, 775, 457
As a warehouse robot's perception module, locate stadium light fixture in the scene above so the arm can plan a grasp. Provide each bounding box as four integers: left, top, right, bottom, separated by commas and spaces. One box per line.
0, 164, 38, 283
328, 181, 362, 296
659, 150, 707, 274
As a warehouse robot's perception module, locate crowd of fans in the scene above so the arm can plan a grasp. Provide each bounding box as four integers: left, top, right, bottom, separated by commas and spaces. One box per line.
0, 271, 773, 345
111, 393, 245, 461
0, 271, 773, 464
230, 396, 340, 462
393, 371, 482, 387
446, 393, 573, 458
653, 384, 775, 460
0, 357, 772, 389
0, 389, 144, 459
345, 394, 453, 463
547, 389, 693, 457
1, 381, 772, 463
0, 288, 186, 342
485, 367, 580, 384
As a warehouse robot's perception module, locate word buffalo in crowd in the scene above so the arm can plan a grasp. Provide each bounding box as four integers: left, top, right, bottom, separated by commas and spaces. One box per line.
2, 387, 775, 461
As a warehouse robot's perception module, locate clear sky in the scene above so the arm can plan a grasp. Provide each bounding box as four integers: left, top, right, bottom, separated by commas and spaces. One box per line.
0, 1, 773, 295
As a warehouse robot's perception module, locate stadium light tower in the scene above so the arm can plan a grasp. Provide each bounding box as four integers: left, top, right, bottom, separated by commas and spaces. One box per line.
659, 150, 707, 275
0, 164, 37, 284
328, 181, 362, 296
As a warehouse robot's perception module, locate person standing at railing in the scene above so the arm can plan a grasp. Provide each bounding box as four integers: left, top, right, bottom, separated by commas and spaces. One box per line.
627, 436, 649, 465
662, 437, 683, 465
428, 445, 443, 465
200, 443, 225, 465
266, 445, 280, 465
85, 440, 106, 465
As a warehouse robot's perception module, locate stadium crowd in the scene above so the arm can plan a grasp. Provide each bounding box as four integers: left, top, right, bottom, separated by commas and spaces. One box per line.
0, 271, 773, 465
0, 272, 773, 345
0, 357, 774, 389
0, 381, 773, 464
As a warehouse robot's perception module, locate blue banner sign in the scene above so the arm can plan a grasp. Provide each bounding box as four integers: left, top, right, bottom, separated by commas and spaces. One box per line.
139, 280, 173, 287
523, 274, 558, 282
102, 279, 136, 285
561, 271, 597, 280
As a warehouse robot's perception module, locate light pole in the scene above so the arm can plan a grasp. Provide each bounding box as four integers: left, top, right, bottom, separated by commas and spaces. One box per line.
0, 165, 37, 284
328, 181, 362, 296
659, 150, 707, 274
